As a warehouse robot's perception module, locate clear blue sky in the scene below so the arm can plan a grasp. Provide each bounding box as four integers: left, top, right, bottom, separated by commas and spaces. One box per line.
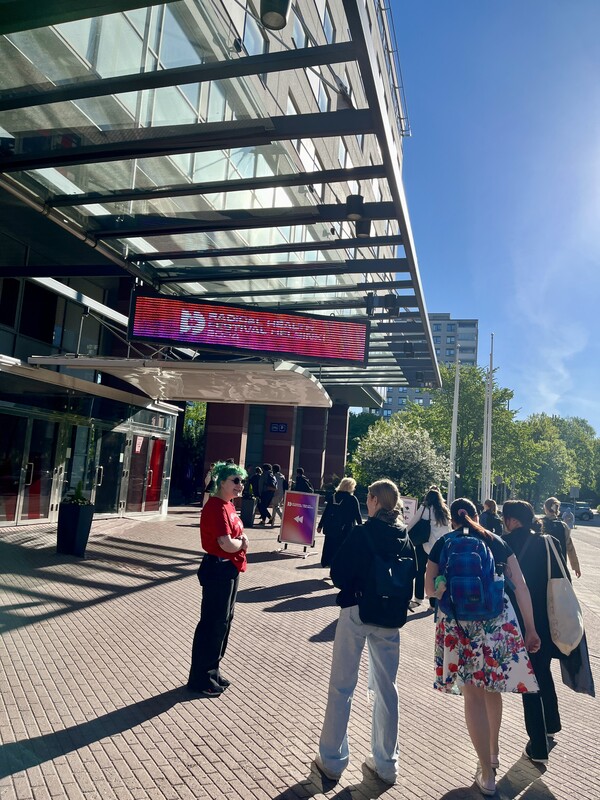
392, 1, 600, 434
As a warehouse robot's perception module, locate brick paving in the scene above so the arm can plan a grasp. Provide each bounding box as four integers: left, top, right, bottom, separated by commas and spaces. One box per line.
1, 509, 598, 800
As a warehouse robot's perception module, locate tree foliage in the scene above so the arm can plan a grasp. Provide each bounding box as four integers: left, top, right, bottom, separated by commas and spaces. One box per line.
350, 366, 600, 507
350, 415, 449, 496
347, 411, 380, 457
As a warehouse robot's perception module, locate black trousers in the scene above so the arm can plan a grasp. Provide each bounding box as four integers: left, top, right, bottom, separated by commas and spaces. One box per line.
188, 556, 239, 692
413, 543, 427, 600
522, 646, 562, 758
258, 491, 273, 522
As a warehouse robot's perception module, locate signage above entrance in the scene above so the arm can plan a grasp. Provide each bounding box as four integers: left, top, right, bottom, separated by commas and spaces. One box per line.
128, 292, 370, 366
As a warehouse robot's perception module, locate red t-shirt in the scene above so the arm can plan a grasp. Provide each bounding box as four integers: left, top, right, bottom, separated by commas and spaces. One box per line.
200, 496, 247, 573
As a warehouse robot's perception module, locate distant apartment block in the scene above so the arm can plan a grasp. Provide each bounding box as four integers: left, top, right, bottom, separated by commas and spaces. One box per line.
370, 313, 478, 416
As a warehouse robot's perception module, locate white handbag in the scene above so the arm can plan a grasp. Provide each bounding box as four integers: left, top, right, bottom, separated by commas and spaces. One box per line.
545, 535, 584, 656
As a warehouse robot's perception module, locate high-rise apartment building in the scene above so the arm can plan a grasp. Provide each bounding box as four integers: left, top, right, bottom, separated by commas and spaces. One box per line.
372, 313, 479, 416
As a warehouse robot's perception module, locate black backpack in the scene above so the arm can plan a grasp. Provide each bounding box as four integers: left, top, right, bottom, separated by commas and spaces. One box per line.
356, 526, 416, 628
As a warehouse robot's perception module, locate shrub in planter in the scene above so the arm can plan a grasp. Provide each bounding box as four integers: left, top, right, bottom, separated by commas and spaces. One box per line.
56, 483, 94, 557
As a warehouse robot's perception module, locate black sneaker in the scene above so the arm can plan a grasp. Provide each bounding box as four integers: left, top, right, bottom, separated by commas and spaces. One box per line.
523, 742, 548, 764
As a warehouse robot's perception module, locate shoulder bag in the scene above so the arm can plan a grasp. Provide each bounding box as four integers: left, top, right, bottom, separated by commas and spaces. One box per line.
545, 535, 584, 656
409, 505, 431, 546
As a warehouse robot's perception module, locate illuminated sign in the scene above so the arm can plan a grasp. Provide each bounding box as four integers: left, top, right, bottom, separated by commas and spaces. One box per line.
128, 293, 369, 365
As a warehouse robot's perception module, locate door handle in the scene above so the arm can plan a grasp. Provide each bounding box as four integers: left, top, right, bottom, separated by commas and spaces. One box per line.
96, 465, 104, 487
24, 462, 34, 486
147, 469, 153, 489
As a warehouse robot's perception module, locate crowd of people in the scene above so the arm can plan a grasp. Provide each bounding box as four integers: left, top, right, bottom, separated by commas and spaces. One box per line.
187, 462, 593, 795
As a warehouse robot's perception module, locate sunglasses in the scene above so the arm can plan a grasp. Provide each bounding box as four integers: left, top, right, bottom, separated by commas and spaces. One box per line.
229, 477, 245, 484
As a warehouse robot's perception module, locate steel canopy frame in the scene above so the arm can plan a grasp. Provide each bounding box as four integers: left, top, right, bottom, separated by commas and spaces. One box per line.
0, 0, 440, 392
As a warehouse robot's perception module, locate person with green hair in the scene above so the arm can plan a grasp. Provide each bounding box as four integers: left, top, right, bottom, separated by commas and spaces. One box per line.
187, 461, 248, 697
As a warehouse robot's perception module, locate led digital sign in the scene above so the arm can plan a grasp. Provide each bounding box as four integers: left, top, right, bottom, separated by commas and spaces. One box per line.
128, 293, 370, 365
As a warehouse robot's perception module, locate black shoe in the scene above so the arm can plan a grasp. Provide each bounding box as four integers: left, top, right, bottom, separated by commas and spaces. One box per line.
186, 683, 224, 698
523, 741, 548, 764
217, 676, 231, 688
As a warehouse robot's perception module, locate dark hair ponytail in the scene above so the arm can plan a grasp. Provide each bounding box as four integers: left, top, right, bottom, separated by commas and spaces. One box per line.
502, 499, 540, 533
450, 497, 493, 540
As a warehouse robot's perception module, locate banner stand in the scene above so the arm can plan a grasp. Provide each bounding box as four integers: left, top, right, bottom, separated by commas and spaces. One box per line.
277, 491, 319, 559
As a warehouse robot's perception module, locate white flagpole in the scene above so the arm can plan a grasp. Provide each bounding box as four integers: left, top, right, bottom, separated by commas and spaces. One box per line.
448, 346, 460, 504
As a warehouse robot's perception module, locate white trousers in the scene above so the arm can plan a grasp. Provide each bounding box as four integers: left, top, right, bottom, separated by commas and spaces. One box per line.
318, 605, 400, 780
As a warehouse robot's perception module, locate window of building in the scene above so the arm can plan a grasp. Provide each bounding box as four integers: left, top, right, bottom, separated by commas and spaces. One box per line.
323, 2, 335, 43
19, 282, 58, 344
292, 9, 307, 48
446, 323, 456, 332
383, 408, 392, 417
447, 336, 455, 344
0, 278, 19, 328
398, 398, 407, 405
244, 13, 268, 58
432, 323, 441, 332
433, 335, 440, 344
338, 137, 348, 168
435, 348, 441, 356
446, 348, 455, 357
415, 398, 424, 405
398, 387, 407, 393
458, 332, 477, 341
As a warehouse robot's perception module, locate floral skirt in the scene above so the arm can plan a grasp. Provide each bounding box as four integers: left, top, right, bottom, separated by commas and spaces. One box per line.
433, 595, 539, 694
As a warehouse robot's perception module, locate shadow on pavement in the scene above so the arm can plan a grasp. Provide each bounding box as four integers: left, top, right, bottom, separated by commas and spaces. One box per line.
271, 763, 389, 800
237, 579, 332, 604
0, 688, 183, 780
264, 592, 337, 613
309, 619, 337, 642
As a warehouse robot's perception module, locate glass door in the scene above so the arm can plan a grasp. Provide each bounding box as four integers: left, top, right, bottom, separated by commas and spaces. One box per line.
93, 430, 127, 514
145, 438, 166, 512
0, 413, 27, 523
126, 435, 167, 513
20, 419, 59, 521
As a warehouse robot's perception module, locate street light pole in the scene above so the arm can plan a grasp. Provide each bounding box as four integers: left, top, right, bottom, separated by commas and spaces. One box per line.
480, 333, 494, 504
448, 346, 460, 504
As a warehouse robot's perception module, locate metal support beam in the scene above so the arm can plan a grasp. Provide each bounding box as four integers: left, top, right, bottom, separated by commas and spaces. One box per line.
156, 257, 407, 284
0, 42, 357, 111
129, 234, 404, 263
92, 201, 395, 239
0, 0, 165, 35
0, 109, 374, 173
196, 279, 413, 300
0, 264, 127, 278
48, 164, 387, 207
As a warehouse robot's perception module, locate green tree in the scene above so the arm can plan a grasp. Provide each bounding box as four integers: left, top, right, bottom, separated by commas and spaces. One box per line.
350, 415, 449, 497
552, 416, 598, 496
347, 411, 380, 458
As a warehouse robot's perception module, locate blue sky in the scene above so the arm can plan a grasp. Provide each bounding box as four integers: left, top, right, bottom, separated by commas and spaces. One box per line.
392, 1, 600, 434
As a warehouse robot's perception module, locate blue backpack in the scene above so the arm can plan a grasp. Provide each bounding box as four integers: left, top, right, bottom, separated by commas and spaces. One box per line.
438, 528, 504, 622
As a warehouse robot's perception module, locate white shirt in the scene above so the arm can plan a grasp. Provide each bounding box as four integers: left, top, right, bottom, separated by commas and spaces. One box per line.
406, 503, 451, 554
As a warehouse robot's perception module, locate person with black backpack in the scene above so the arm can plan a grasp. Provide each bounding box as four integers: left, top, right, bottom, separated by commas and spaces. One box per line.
425, 498, 541, 797
315, 479, 416, 786
479, 499, 504, 537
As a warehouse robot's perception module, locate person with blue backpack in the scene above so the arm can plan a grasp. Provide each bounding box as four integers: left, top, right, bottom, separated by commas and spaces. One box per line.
315, 479, 416, 786
425, 498, 541, 797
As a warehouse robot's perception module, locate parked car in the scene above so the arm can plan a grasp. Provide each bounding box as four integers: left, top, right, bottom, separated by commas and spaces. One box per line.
560, 503, 595, 522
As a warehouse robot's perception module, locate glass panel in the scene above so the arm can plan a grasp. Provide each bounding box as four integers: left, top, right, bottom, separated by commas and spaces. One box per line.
21, 419, 59, 520
94, 430, 126, 514
0, 413, 27, 523
126, 434, 149, 512
145, 438, 166, 512
62, 425, 94, 500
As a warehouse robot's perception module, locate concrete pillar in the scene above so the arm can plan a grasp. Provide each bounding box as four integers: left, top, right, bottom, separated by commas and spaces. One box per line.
203, 402, 249, 472
324, 403, 350, 482
296, 406, 327, 490
262, 405, 297, 477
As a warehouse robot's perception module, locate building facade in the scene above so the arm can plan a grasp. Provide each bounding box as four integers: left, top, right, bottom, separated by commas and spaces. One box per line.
372, 313, 479, 417
0, 1, 439, 526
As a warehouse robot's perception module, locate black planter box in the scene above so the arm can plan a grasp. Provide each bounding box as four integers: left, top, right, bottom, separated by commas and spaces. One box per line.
56, 503, 95, 557
240, 496, 256, 528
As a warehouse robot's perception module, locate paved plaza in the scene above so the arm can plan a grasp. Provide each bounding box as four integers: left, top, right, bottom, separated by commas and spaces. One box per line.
1, 508, 599, 800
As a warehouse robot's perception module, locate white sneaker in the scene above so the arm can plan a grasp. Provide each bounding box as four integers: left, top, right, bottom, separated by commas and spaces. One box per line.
314, 754, 343, 781
364, 754, 397, 785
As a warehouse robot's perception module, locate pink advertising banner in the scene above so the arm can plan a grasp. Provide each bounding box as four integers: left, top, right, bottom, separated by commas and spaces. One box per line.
128, 292, 369, 365
280, 491, 319, 547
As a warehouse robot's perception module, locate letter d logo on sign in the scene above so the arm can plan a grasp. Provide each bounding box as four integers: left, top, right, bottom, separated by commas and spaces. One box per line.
180, 309, 205, 335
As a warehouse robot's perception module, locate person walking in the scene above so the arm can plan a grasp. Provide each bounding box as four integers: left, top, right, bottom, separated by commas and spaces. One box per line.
293, 468, 314, 493
187, 462, 248, 697
317, 477, 363, 567
541, 497, 581, 578
502, 499, 591, 763
270, 463, 289, 527
257, 462, 276, 525
406, 485, 451, 609
479, 499, 503, 536
425, 497, 540, 796
315, 479, 416, 786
